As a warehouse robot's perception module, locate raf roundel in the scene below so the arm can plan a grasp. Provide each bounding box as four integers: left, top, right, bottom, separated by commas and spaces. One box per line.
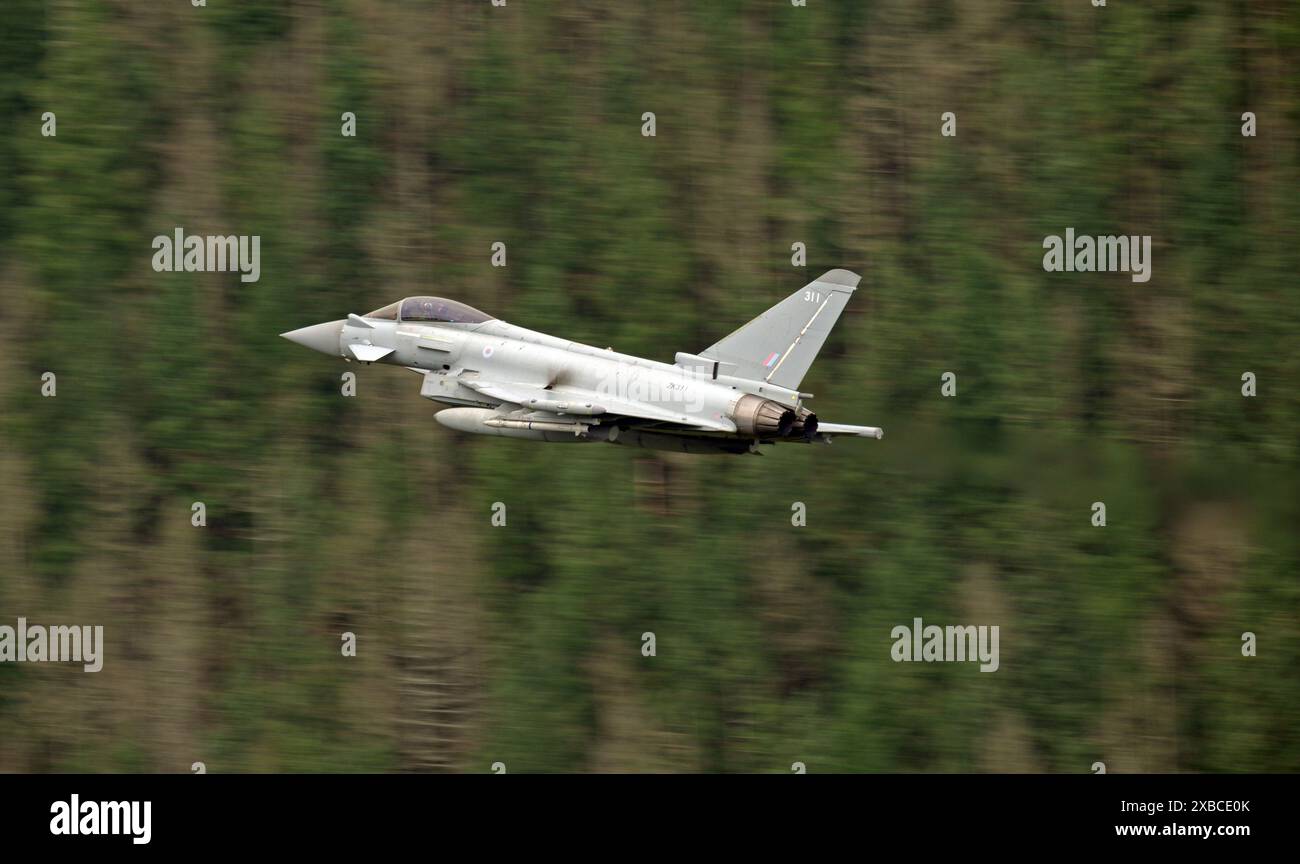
482, 345, 495, 359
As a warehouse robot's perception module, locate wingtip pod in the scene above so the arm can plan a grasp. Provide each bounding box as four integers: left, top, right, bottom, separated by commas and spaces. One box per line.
816, 422, 883, 439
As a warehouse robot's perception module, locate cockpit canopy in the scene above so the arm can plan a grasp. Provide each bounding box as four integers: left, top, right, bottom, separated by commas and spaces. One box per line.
365, 297, 493, 325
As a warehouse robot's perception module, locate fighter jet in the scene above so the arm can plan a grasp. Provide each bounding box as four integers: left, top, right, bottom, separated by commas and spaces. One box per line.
281, 269, 883, 454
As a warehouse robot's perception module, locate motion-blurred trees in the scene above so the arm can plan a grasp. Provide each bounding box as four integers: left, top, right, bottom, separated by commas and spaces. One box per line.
0, 0, 1296, 772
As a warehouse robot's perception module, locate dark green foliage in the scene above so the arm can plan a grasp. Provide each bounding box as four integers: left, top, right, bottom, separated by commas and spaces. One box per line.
0, 0, 1296, 773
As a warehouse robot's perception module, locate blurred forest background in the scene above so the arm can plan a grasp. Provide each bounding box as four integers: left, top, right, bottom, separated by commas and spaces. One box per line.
1, 0, 1297, 773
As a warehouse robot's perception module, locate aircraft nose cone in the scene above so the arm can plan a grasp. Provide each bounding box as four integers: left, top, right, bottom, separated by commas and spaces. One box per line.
280, 320, 345, 356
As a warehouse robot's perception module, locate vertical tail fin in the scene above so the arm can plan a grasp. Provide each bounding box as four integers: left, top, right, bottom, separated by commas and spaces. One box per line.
700, 269, 859, 389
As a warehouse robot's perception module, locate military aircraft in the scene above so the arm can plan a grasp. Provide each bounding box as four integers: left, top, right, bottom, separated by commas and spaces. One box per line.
281, 269, 883, 454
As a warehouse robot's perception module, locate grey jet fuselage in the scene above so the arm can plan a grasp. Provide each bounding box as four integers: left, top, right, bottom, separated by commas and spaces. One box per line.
282, 270, 883, 454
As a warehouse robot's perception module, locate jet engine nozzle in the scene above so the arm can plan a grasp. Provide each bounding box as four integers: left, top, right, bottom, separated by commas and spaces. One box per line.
792, 409, 819, 440
730, 394, 796, 437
